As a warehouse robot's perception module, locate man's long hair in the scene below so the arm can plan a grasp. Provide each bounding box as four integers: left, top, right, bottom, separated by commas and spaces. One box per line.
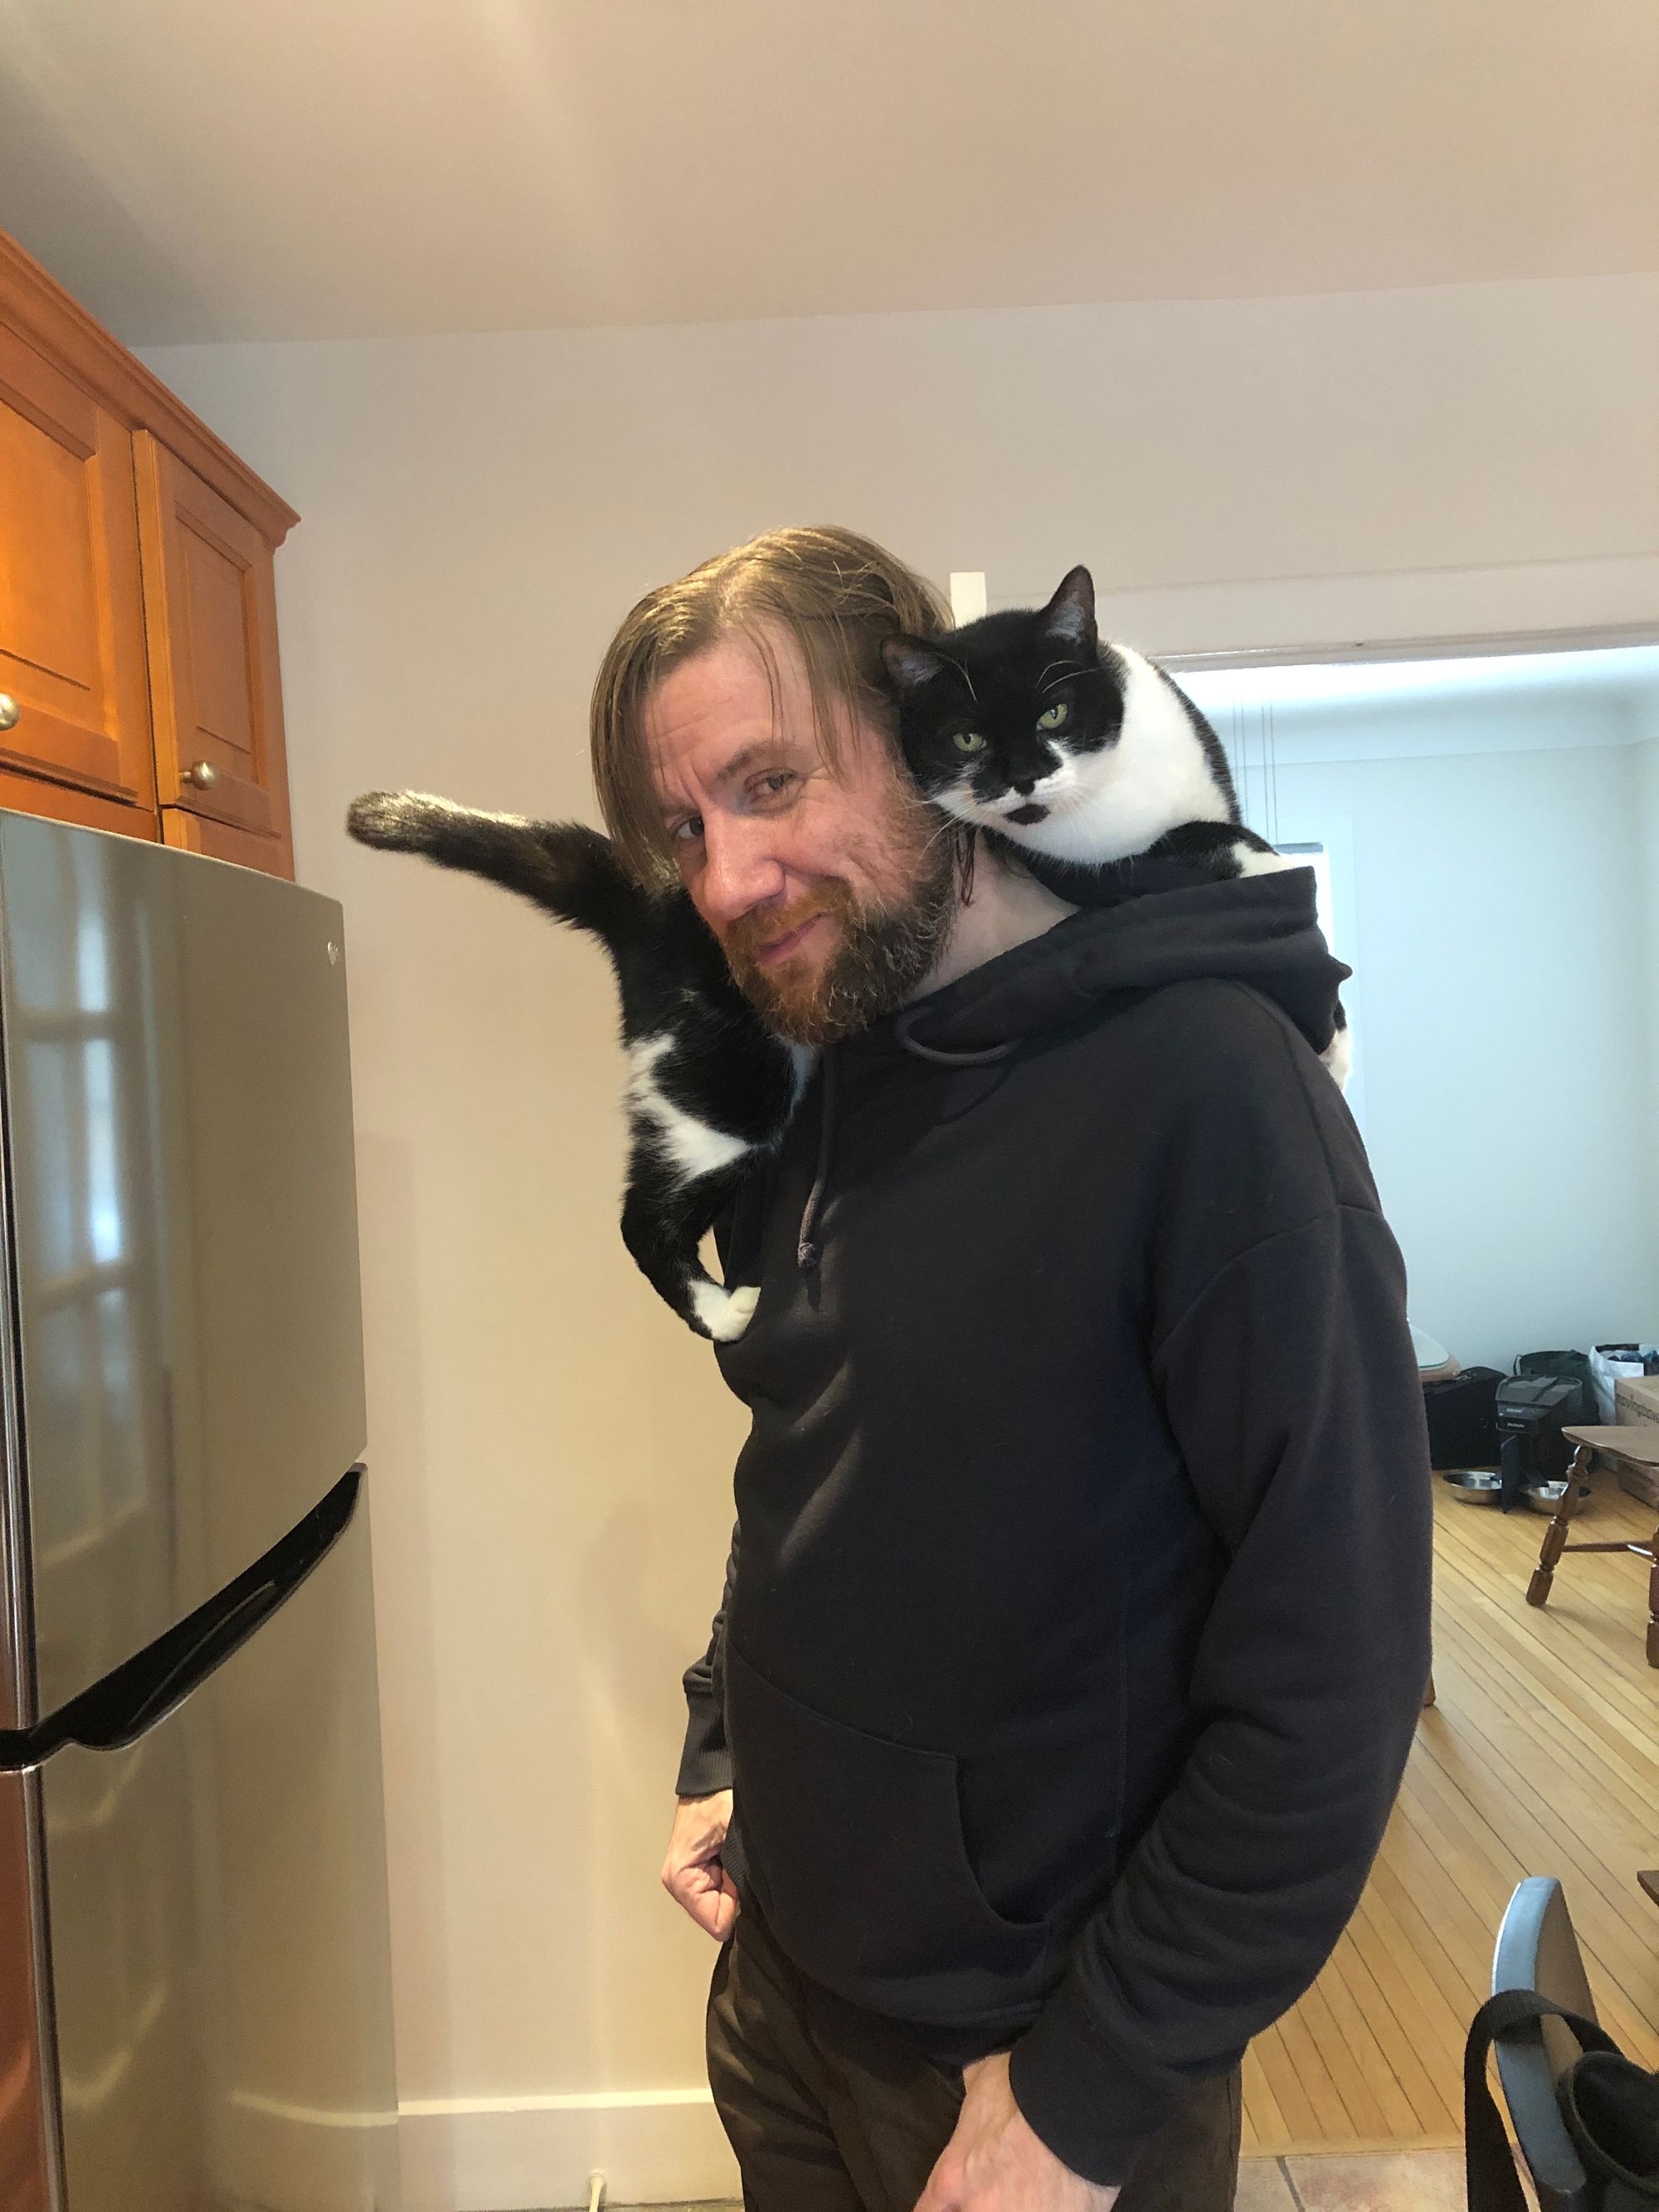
590, 525, 951, 887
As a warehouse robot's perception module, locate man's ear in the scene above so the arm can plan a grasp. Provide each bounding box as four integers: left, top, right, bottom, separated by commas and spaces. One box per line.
1039, 566, 1097, 658
882, 634, 951, 693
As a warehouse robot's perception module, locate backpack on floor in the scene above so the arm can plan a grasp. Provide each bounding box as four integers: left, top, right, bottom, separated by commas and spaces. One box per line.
1512, 1349, 1599, 1429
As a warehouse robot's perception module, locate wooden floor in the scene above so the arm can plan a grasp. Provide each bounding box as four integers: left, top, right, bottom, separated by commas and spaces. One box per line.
1241, 1475, 1659, 2156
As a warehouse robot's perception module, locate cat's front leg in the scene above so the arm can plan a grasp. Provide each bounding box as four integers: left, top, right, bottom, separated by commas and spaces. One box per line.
620, 1153, 761, 1344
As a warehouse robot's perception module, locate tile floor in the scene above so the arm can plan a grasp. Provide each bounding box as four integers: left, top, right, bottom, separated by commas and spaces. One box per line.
618, 2154, 1474, 2210
1243, 2148, 1467, 2209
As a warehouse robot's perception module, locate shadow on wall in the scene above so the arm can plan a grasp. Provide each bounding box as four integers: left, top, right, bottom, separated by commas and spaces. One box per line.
353, 1134, 454, 2130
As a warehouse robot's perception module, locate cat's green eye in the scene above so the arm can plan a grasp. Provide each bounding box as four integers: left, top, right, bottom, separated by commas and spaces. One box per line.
953, 730, 988, 754
1036, 701, 1071, 731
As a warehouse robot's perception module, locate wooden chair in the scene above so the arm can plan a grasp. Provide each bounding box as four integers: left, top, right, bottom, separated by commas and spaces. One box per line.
1490, 1877, 1599, 2212
1525, 1426, 1659, 1667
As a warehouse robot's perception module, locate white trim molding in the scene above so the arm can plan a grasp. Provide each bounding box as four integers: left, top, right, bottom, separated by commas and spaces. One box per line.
993, 552, 1659, 666
398, 2087, 738, 2211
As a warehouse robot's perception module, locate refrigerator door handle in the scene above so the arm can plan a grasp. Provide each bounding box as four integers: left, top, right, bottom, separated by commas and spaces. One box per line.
0, 1466, 363, 1772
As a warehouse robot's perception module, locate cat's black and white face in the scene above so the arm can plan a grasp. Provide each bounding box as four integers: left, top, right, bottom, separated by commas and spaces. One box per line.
882, 566, 1121, 837
883, 566, 1239, 867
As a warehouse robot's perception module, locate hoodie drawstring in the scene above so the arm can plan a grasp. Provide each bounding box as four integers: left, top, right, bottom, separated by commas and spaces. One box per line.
892, 1008, 1018, 1068
795, 1020, 1017, 1272
795, 1047, 836, 1272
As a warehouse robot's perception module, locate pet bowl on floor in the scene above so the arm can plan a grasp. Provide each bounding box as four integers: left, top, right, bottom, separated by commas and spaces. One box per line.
1440, 1469, 1570, 1513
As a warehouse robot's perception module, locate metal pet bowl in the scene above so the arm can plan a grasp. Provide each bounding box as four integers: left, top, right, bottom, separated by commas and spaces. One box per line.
1440, 1468, 1569, 1514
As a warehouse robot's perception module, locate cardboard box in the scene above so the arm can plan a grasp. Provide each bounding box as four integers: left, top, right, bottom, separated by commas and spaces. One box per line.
1614, 1372, 1659, 1427
1613, 1372, 1659, 1507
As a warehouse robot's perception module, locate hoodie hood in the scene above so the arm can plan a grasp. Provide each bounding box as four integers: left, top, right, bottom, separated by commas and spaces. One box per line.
883, 863, 1349, 1067
788, 863, 1348, 1271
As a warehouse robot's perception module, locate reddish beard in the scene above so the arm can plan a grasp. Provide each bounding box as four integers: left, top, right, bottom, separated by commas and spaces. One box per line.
721, 841, 960, 1046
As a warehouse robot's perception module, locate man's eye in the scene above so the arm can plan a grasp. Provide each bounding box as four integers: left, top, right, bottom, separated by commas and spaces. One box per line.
753, 772, 797, 801
1036, 701, 1070, 731
671, 817, 703, 845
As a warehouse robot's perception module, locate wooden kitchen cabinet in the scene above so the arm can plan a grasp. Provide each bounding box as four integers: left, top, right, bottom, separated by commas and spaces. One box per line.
0, 228, 299, 875
138, 434, 294, 873
0, 323, 156, 812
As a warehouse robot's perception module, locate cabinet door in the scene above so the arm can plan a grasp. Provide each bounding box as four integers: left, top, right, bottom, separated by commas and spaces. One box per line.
0, 323, 156, 805
135, 433, 293, 863
160, 805, 293, 880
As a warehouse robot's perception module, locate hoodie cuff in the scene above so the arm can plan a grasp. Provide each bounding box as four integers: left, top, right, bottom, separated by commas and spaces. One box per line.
674, 1686, 733, 1800
1006, 1976, 1175, 2190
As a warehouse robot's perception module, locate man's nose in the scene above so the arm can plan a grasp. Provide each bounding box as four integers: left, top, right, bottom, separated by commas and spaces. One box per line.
698, 816, 788, 927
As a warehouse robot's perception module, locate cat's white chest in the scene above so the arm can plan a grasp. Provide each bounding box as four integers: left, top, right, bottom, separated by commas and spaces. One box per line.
1025, 649, 1233, 863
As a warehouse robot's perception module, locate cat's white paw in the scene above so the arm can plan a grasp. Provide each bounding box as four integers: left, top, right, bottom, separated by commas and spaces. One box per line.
691, 1281, 761, 1342
1321, 1023, 1353, 1092
1234, 844, 1300, 878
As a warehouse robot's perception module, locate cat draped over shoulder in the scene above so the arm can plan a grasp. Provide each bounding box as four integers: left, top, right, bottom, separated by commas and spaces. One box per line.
346, 564, 1349, 1343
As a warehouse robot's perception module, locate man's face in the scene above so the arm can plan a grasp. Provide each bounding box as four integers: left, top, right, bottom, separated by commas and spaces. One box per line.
645, 630, 957, 1043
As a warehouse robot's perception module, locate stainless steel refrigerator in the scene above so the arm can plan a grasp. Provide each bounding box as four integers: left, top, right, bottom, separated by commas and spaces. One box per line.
0, 815, 401, 2212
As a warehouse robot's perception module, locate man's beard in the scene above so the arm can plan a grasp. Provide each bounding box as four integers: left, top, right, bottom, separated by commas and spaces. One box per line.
722, 823, 961, 1047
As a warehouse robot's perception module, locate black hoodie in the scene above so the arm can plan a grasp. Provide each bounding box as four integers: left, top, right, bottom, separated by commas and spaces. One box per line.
677, 868, 1433, 2190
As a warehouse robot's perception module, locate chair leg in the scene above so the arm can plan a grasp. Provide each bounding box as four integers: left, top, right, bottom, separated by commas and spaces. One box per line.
1647, 1526, 1659, 1670
1527, 1443, 1594, 1607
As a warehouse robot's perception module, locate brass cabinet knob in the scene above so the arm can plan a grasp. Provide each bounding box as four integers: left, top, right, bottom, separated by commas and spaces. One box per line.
0, 693, 19, 732
186, 760, 220, 789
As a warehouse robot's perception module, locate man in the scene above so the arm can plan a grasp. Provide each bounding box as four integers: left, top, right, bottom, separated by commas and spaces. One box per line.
589, 526, 1433, 2211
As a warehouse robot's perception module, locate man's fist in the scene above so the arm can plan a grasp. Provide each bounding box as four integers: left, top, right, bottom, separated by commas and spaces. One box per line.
660, 1790, 739, 1941
916, 2053, 1119, 2211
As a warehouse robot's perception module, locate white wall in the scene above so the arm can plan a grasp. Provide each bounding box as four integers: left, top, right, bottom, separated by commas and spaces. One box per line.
1253, 692, 1657, 1371
141, 270, 1659, 2210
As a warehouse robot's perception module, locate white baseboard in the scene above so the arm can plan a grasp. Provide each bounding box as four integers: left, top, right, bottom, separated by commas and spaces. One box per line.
398, 2088, 740, 2210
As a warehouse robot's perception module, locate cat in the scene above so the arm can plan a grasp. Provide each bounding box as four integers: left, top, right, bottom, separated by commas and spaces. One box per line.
881, 565, 1352, 1089
344, 792, 802, 1341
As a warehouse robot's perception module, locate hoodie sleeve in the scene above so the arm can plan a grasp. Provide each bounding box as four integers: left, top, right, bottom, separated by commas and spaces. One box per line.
674, 1524, 738, 1799
1007, 1194, 1433, 2187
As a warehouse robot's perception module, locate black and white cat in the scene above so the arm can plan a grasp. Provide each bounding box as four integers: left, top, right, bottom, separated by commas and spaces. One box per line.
345, 794, 801, 1340
881, 566, 1352, 1088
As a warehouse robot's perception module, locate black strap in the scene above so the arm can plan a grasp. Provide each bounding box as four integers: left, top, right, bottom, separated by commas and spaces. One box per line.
1466, 1989, 1659, 2209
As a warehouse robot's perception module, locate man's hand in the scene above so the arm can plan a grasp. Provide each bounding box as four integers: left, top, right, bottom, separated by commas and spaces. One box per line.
660, 1790, 739, 1941
916, 2053, 1120, 2211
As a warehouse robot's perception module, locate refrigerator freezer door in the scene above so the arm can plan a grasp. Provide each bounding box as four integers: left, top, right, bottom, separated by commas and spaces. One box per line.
38, 1495, 400, 2212
0, 1770, 57, 2212
0, 817, 367, 1719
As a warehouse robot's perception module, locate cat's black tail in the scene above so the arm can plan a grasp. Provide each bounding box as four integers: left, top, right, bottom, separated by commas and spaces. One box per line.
346, 791, 645, 945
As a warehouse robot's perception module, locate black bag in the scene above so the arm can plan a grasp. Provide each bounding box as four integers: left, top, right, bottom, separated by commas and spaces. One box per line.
1466, 1987, 1659, 2209
1423, 1366, 1503, 1469
1514, 1349, 1599, 1428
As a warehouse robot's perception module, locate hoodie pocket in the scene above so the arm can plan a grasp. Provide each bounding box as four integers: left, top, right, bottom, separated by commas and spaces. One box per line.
724, 1642, 1050, 2023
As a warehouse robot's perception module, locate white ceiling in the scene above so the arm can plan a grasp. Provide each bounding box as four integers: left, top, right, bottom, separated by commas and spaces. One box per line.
0, 0, 1655, 346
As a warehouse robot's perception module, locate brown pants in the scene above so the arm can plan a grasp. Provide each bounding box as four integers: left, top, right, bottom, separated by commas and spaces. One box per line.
708, 1900, 1241, 2212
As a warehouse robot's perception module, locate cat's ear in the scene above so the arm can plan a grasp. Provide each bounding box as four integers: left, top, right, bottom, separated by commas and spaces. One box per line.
1039, 566, 1097, 658
882, 634, 951, 693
